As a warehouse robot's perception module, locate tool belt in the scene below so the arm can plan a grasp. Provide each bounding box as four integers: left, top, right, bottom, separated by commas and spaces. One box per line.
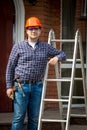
20, 80, 42, 84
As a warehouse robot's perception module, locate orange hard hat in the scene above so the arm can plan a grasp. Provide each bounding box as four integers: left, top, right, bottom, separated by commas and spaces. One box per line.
25, 17, 42, 28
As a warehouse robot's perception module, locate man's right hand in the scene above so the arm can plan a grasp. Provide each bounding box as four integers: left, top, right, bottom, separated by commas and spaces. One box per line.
6, 88, 14, 99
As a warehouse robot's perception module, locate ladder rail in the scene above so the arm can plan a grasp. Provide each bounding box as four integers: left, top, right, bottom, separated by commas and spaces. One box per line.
38, 64, 49, 130
49, 29, 65, 130
65, 29, 79, 130
52, 29, 65, 130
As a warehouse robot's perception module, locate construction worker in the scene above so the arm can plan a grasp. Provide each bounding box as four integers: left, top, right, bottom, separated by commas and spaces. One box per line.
6, 17, 66, 130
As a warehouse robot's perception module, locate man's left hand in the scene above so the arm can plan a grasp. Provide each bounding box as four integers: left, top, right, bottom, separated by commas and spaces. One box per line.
48, 56, 58, 65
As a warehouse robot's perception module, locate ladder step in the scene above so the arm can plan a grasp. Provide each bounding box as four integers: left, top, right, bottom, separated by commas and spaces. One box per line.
46, 78, 71, 82
51, 39, 75, 42
46, 78, 83, 82
66, 59, 81, 62
61, 96, 85, 99
43, 98, 69, 102
70, 114, 87, 117
41, 119, 67, 123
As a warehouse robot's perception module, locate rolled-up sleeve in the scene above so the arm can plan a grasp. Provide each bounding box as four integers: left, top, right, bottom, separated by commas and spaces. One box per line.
48, 44, 66, 61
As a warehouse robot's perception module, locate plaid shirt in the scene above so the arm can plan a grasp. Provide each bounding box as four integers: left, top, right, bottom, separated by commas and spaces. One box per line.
6, 40, 66, 88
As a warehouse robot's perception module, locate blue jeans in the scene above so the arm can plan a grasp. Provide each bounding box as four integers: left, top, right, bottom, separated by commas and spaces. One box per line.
12, 81, 43, 130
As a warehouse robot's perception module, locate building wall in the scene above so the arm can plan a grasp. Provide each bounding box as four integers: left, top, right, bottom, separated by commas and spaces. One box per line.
75, 0, 86, 41
23, 0, 87, 109
24, 0, 61, 109
24, 0, 60, 42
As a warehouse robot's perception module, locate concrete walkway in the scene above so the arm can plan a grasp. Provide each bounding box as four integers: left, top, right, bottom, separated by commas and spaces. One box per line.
70, 125, 87, 130
0, 108, 87, 130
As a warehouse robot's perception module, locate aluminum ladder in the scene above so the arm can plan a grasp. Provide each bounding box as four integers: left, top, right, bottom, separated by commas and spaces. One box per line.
38, 29, 87, 130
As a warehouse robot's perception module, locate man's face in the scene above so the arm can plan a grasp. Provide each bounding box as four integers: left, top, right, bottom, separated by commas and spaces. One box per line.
26, 26, 41, 41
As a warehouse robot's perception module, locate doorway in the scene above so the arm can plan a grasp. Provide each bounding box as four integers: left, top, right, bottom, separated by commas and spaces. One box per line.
0, 0, 15, 112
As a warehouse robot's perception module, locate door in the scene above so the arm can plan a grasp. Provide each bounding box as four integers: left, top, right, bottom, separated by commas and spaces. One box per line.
61, 0, 86, 106
0, 0, 15, 112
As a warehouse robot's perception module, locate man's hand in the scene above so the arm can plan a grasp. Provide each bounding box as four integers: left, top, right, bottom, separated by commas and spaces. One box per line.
48, 56, 58, 65
6, 88, 14, 99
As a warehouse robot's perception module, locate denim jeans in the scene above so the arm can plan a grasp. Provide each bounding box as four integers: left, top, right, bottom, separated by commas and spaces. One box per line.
12, 81, 43, 130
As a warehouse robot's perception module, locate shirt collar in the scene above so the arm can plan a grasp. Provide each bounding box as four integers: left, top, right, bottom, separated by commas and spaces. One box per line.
25, 39, 40, 46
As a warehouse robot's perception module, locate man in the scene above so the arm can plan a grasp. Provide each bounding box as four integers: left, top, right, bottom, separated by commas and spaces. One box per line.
6, 17, 66, 130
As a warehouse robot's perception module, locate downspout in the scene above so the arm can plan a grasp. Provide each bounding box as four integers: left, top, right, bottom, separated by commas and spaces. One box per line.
13, 0, 25, 43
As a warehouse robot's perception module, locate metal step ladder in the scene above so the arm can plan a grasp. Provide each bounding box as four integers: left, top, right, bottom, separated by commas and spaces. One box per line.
38, 29, 87, 130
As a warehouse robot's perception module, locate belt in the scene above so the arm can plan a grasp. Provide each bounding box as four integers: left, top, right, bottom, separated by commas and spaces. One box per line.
20, 80, 42, 84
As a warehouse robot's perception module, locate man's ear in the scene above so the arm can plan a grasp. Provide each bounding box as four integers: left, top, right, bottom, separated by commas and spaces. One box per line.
26, 29, 28, 34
